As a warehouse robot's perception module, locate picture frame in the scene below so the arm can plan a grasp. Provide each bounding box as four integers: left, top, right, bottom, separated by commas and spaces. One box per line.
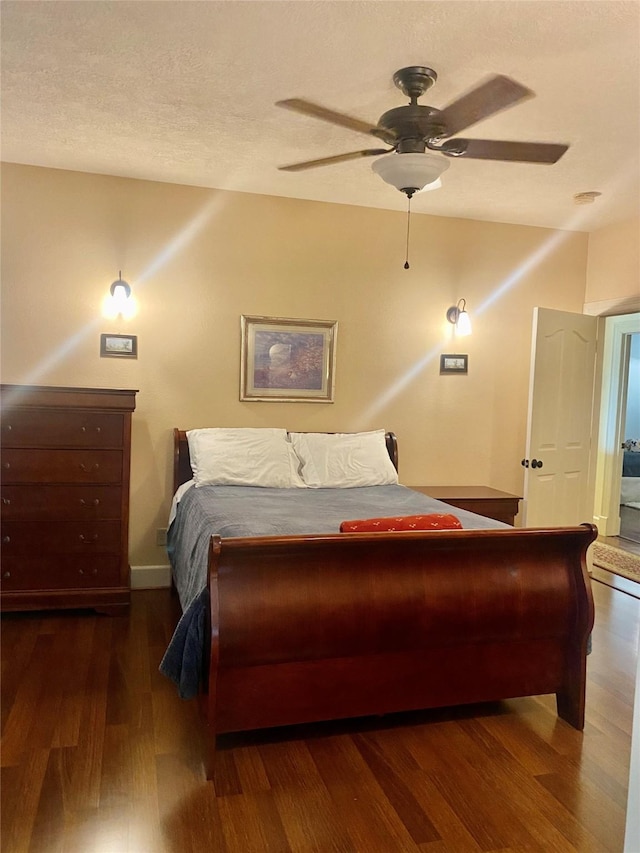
440, 353, 468, 374
240, 315, 337, 402
100, 333, 138, 359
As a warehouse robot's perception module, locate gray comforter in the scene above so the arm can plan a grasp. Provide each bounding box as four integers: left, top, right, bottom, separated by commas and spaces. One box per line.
159, 484, 507, 698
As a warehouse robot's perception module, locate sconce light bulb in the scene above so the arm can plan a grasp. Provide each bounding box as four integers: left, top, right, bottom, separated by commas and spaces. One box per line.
456, 310, 472, 337
446, 299, 472, 337
103, 274, 136, 320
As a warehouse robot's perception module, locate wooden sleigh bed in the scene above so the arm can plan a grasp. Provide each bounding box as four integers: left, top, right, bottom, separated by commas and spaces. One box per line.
167, 428, 596, 779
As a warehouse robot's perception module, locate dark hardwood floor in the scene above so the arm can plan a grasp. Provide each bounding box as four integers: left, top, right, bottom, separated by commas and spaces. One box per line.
2, 579, 638, 852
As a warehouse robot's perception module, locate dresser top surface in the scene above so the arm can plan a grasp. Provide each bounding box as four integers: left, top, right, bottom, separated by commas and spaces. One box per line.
1, 384, 137, 412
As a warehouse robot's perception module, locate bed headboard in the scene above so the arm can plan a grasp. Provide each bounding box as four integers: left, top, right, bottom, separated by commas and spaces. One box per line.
173, 429, 399, 493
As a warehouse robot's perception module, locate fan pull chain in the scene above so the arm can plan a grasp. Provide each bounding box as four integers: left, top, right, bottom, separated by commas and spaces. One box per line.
404, 197, 411, 269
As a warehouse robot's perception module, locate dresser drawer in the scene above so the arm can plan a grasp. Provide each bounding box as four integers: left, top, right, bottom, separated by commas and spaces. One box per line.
1, 555, 122, 591
1, 449, 123, 484
1, 485, 122, 520
2, 520, 121, 555
1, 409, 124, 448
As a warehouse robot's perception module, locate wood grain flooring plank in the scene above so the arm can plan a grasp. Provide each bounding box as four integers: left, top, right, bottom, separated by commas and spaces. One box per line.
228, 744, 271, 794
350, 723, 424, 778
401, 773, 485, 853
127, 708, 167, 853
1, 764, 23, 850
1, 637, 53, 766
384, 712, 592, 851
307, 735, 422, 852
259, 738, 328, 791
453, 724, 606, 852
27, 748, 72, 853
216, 791, 291, 853
151, 677, 204, 771
0, 748, 50, 853
474, 712, 567, 776
156, 752, 226, 853
51, 620, 96, 750
536, 771, 626, 853
257, 738, 357, 852
272, 786, 357, 853
477, 711, 630, 813
0, 616, 40, 733
116, 604, 153, 694
353, 732, 441, 845
426, 764, 513, 852
422, 719, 596, 850
212, 745, 244, 796
64, 618, 112, 813
100, 722, 132, 811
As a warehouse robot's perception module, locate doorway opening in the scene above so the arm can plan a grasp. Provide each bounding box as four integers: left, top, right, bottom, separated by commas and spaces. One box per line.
593, 312, 640, 542
620, 332, 640, 543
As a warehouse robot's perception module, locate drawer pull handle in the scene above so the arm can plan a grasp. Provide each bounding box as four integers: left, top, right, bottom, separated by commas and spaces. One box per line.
2, 498, 11, 505
5, 425, 12, 431
81, 426, 102, 433
2, 536, 10, 544
78, 568, 99, 575
79, 463, 100, 473
79, 533, 99, 543
79, 498, 100, 506
3, 463, 10, 470
2, 571, 10, 579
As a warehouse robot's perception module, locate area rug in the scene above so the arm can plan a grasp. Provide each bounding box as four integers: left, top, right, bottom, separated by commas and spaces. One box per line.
592, 542, 640, 583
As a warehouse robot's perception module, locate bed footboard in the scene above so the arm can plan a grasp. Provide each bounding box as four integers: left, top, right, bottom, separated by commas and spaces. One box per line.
202, 524, 596, 778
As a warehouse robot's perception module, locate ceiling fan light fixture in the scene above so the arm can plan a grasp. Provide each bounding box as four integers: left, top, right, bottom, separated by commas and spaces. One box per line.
371, 152, 450, 198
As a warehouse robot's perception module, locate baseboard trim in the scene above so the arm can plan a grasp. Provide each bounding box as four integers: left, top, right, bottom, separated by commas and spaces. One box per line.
131, 565, 171, 589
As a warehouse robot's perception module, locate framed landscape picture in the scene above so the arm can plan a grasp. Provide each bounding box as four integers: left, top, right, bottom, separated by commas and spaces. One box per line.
240, 315, 337, 402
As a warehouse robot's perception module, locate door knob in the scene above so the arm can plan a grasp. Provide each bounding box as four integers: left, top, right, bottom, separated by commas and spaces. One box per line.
531, 459, 544, 469
521, 459, 529, 468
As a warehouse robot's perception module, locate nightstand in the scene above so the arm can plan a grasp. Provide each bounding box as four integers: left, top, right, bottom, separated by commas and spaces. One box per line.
410, 486, 521, 526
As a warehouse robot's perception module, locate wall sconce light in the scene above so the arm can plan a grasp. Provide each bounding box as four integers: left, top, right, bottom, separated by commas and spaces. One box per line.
446, 298, 472, 336
103, 272, 136, 320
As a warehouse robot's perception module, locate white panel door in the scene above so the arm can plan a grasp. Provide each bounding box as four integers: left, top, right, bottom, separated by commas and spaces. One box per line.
523, 308, 598, 527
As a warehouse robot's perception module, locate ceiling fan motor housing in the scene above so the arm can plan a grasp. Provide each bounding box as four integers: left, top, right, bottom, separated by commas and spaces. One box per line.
378, 105, 445, 151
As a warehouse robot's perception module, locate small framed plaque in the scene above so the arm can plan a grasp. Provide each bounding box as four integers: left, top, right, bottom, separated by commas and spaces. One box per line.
440, 353, 468, 374
100, 334, 138, 359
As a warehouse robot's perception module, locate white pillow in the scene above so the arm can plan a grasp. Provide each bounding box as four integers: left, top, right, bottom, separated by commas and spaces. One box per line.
187, 428, 306, 488
289, 430, 398, 488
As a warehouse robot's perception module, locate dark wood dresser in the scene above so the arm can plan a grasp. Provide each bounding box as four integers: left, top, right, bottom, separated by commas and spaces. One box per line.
1, 384, 137, 614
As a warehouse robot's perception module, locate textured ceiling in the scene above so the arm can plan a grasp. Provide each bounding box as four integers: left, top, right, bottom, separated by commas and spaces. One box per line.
1, 1, 639, 232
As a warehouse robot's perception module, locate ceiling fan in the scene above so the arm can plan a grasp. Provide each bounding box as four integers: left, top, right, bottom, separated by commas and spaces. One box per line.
276, 66, 569, 197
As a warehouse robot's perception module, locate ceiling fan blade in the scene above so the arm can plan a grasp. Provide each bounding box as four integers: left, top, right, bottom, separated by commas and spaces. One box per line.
279, 149, 391, 172
276, 99, 397, 144
441, 138, 569, 163
436, 75, 534, 137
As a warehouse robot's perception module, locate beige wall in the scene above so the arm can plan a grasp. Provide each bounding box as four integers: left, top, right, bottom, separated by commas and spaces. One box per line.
585, 215, 639, 304
1, 164, 590, 565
